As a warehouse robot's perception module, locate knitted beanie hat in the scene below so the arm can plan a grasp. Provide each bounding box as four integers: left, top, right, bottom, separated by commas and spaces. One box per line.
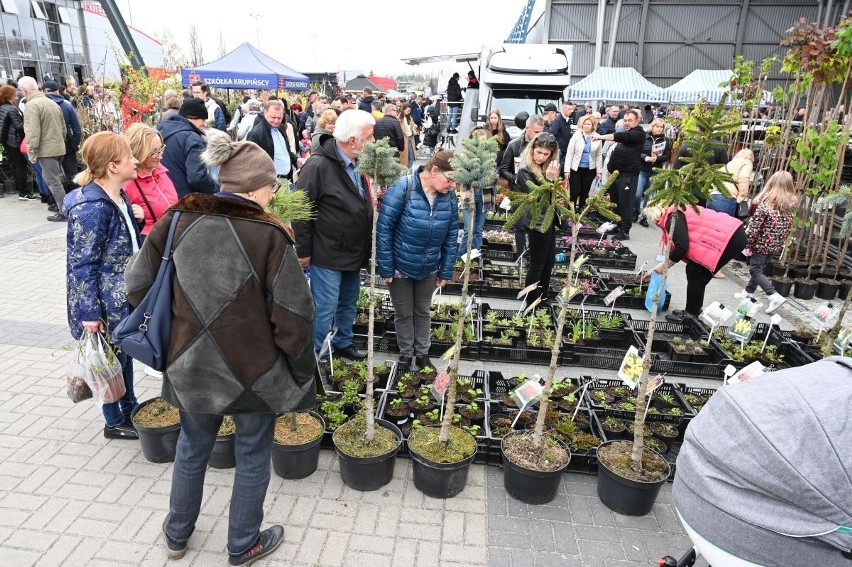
201, 129, 276, 193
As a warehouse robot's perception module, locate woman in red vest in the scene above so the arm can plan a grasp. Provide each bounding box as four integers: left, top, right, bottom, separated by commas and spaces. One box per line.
644, 204, 747, 323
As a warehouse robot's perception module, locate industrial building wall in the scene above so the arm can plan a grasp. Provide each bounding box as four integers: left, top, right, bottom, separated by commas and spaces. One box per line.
535, 0, 834, 87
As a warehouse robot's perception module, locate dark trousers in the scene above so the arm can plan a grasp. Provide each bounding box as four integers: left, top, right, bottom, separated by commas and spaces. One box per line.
684, 227, 748, 315
745, 253, 776, 295
63, 149, 79, 190
388, 275, 435, 357
569, 167, 597, 210
3, 144, 28, 196
525, 227, 556, 305
609, 173, 637, 234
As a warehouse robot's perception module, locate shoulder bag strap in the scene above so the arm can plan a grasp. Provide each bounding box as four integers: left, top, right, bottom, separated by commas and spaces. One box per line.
162, 211, 181, 261
134, 180, 158, 224
402, 175, 414, 207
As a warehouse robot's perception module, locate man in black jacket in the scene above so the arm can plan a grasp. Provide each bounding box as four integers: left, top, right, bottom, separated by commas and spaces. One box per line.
293, 109, 376, 360
498, 114, 544, 260
246, 101, 299, 182
549, 101, 576, 172
597, 106, 620, 135
373, 104, 405, 155
592, 109, 645, 240
446, 73, 463, 133
357, 88, 375, 113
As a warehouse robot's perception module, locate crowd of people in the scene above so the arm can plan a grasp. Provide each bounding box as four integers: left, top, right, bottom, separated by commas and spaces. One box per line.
0, 71, 808, 564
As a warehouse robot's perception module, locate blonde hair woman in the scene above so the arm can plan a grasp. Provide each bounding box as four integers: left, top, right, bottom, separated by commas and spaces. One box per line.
311, 108, 338, 151
64, 132, 143, 439
123, 123, 179, 237
636, 118, 671, 226
516, 132, 561, 306
710, 148, 754, 217
737, 170, 798, 313
564, 114, 603, 209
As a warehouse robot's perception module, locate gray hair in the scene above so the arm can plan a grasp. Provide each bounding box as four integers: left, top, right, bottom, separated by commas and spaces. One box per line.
264, 100, 286, 112
525, 114, 544, 128
333, 109, 376, 143
18, 76, 37, 91
382, 103, 397, 114
246, 99, 262, 112
371, 100, 383, 112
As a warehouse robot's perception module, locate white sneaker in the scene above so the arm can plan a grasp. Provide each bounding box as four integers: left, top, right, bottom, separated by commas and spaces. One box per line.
734, 289, 754, 300
765, 293, 786, 314
144, 366, 163, 378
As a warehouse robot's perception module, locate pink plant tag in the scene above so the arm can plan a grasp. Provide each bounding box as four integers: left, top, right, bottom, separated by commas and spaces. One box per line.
432, 370, 452, 399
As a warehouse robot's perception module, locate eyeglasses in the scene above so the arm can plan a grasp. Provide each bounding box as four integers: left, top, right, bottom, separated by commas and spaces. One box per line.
439, 170, 455, 183
272, 179, 285, 194
149, 146, 166, 158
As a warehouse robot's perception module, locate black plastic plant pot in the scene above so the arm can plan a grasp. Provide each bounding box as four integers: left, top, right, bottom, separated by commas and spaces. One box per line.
815, 279, 840, 300
501, 431, 571, 505
793, 279, 817, 300
208, 433, 236, 469
596, 440, 671, 516
271, 411, 325, 480
130, 399, 181, 464
334, 419, 402, 491
408, 428, 477, 499
839, 280, 852, 301
771, 278, 793, 297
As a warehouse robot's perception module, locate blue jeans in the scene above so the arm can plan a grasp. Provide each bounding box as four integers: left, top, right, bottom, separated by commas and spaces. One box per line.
310, 265, 360, 353
164, 412, 275, 556
24, 153, 50, 197
706, 194, 737, 217
407, 135, 416, 168
459, 190, 485, 253
448, 105, 460, 129
102, 350, 137, 427
635, 170, 656, 213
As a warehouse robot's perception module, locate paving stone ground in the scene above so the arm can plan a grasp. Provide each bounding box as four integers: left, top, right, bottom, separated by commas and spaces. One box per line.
0, 191, 779, 567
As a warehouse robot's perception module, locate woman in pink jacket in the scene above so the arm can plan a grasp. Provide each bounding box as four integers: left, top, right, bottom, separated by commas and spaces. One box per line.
122, 123, 178, 238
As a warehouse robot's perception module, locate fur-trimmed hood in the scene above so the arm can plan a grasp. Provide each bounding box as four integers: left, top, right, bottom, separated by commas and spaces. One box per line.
173, 192, 295, 242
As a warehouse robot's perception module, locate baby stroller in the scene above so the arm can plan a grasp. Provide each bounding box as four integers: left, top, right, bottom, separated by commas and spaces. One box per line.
661, 356, 852, 566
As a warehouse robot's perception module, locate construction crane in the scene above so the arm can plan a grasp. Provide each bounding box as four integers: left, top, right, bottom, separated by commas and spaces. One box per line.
97, 0, 146, 71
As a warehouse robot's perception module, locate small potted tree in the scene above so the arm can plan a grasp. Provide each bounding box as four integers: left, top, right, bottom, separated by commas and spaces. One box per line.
332, 139, 407, 491
595, 97, 740, 516
407, 134, 498, 498
499, 172, 621, 504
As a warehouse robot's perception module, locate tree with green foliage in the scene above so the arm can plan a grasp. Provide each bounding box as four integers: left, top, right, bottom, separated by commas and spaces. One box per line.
356, 139, 407, 443
814, 184, 852, 356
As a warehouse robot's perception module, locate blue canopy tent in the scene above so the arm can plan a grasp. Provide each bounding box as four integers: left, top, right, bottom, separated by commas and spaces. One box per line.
566, 67, 667, 103
181, 42, 310, 91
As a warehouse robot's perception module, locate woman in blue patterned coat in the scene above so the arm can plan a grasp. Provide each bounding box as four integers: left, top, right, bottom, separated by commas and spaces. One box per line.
64, 132, 144, 440
377, 150, 458, 372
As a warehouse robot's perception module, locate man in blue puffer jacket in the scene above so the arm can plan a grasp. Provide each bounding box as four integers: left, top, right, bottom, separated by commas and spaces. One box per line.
377, 150, 458, 372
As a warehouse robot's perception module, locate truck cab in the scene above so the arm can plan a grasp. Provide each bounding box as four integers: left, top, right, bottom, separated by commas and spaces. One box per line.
458, 44, 573, 139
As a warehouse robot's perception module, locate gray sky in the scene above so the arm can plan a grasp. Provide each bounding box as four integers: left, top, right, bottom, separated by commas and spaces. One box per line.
119, 0, 534, 76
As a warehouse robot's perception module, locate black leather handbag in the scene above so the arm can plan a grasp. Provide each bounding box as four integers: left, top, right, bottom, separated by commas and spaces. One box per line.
112, 212, 181, 371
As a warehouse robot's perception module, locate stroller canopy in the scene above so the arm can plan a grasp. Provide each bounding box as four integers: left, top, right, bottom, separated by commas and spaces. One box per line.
674, 356, 852, 563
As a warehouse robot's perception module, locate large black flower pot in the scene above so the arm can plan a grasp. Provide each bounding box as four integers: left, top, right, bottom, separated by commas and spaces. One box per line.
771, 278, 793, 298
793, 279, 817, 300
408, 427, 477, 499
271, 411, 325, 479
208, 433, 235, 469
130, 399, 181, 464
840, 280, 852, 301
596, 440, 671, 516
334, 419, 402, 491
815, 279, 840, 300
502, 431, 571, 505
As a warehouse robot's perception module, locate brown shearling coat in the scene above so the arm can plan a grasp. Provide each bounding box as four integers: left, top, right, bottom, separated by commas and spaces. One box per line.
125, 193, 315, 414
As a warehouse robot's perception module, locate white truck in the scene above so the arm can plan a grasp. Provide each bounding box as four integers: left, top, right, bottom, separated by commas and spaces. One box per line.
457, 44, 573, 139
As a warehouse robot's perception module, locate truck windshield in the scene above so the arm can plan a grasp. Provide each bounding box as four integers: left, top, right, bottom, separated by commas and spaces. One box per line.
490, 90, 563, 119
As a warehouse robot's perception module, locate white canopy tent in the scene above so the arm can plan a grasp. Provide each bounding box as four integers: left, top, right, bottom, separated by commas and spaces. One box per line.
566, 67, 667, 103
664, 69, 773, 105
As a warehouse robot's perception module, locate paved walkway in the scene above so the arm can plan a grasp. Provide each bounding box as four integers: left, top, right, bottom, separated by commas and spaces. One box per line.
0, 193, 726, 566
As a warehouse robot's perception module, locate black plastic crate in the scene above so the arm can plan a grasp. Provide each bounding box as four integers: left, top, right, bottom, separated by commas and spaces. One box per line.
712, 322, 815, 369
674, 384, 718, 416
352, 332, 398, 353
480, 341, 562, 364
486, 371, 585, 403
561, 347, 648, 371
631, 318, 727, 378
586, 379, 689, 424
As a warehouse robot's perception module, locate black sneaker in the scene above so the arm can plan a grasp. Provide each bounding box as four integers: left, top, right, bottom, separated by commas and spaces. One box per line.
415, 355, 434, 372
46, 213, 67, 222
104, 420, 139, 440
397, 355, 412, 373
632, 211, 639, 223
665, 310, 686, 323
19, 194, 39, 201
162, 518, 187, 559
229, 525, 284, 566
611, 232, 630, 241
639, 216, 649, 227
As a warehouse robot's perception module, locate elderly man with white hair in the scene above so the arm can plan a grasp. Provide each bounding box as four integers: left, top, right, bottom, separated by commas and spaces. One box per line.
19, 76, 68, 221
293, 109, 376, 361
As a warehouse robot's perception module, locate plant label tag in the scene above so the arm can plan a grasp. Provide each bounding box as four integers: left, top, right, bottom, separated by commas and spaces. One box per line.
617, 346, 643, 389
735, 298, 762, 317
318, 328, 337, 360
432, 286, 441, 301
727, 314, 757, 343
499, 195, 512, 211
510, 378, 543, 409
834, 328, 852, 355
597, 221, 616, 235
561, 285, 580, 303
465, 294, 476, 315
440, 345, 456, 361
430, 370, 452, 401
645, 374, 665, 397
728, 361, 765, 384
603, 286, 625, 306
700, 301, 734, 328
636, 261, 647, 276
812, 302, 839, 327
573, 255, 588, 269
522, 296, 543, 315
517, 282, 539, 300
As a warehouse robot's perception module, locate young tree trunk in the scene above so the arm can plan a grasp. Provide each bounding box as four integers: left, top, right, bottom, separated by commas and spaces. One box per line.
364, 188, 381, 444
823, 283, 852, 357
440, 188, 476, 444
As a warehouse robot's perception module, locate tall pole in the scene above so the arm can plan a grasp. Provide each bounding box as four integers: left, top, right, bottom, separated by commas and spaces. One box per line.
249, 14, 261, 49
606, 0, 624, 67
594, 0, 607, 69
